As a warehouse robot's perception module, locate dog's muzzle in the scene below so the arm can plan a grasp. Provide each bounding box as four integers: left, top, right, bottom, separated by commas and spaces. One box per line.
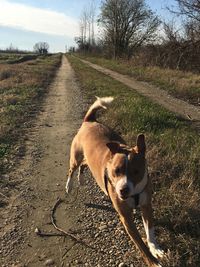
119, 185, 130, 199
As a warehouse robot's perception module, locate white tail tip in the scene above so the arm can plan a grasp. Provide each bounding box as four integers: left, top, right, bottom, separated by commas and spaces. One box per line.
95, 96, 114, 109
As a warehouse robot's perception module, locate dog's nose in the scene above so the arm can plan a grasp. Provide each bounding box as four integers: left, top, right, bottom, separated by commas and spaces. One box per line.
120, 186, 130, 198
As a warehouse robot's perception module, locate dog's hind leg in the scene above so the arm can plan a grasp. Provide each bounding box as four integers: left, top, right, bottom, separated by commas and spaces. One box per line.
66, 138, 83, 194
65, 165, 77, 194
77, 160, 87, 186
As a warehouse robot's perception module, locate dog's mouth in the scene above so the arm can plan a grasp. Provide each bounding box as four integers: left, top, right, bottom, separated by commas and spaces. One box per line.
118, 192, 131, 201
118, 185, 131, 200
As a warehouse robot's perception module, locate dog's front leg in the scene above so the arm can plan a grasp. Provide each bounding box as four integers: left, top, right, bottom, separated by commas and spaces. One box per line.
141, 203, 164, 260
111, 196, 161, 267
120, 212, 161, 267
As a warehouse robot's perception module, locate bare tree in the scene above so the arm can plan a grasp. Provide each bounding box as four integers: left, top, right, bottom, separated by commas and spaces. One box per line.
169, 0, 200, 22
90, 0, 96, 45
184, 19, 200, 40
165, 0, 200, 71
33, 42, 49, 54
76, 1, 96, 52
6, 43, 19, 53
88, 0, 96, 46
99, 0, 159, 58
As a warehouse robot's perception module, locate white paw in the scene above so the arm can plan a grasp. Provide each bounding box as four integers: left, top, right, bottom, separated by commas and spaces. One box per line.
149, 242, 165, 259
65, 177, 73, 193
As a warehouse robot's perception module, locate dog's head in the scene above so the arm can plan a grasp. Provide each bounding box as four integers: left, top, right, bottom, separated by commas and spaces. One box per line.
106, 134, 147, 200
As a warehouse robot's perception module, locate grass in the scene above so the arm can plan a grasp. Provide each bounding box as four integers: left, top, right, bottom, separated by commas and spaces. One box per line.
0, 53, 22, 63
67, 54, 200, 267
77, 54, 200, 105
0, 52, 38, 64
0, 54, 61, 192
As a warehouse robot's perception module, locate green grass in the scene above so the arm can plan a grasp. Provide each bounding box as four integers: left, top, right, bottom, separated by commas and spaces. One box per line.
67, 54, 200, 267
76, 54, 200, 105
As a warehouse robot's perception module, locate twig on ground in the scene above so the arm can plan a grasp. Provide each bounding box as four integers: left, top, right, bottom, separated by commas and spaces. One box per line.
35, 196, 94, 250
35, 227, 63, 237
50, 198, 80, 242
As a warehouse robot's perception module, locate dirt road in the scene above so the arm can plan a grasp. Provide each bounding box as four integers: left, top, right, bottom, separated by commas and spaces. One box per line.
1, 56, 144, 267
0, 55, 84, 266
79, 58, 200, 127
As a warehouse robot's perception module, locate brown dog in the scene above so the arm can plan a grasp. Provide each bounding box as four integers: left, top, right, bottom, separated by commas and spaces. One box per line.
66, 97, 164, 267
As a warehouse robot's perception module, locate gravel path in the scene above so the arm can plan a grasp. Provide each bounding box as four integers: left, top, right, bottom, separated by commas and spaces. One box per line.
79, 58, 200, 130
1, 56, 146, 267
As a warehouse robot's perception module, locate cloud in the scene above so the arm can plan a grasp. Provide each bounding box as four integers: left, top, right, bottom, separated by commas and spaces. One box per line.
0, 0, 79, 38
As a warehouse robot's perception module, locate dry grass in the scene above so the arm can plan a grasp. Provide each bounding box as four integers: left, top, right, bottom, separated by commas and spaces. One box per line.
0, 54, 62, 176
67, 54, 200, 267
77, 54, 200, 105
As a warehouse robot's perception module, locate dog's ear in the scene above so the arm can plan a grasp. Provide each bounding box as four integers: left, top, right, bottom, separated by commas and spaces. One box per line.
136, 134, 146, 154
106, 142, 120, 155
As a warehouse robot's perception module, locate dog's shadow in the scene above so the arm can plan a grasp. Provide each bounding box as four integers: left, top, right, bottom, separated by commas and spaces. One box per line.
84, 201, 115, 213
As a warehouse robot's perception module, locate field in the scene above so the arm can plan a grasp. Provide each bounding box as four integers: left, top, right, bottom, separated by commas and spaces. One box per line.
67, 54, 200, 267
0, 53, 199, 267
77, 54, 200, 106
0, 52, 39, 64
0, 53, 61, 201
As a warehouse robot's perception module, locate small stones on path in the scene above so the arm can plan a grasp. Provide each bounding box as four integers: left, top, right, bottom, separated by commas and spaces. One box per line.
98, 224, 107, 231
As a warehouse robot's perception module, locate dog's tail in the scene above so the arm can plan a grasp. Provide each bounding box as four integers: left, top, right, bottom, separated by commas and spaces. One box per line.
84, 96, 114, 122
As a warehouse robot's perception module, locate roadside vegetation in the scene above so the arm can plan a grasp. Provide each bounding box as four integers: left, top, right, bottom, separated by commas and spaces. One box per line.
0, 53, 38, 64
72, 0, 200, 106
76, 54, 200, 105
67, 54, 200, 267
0, 53, 61, 202
74, 0, 200, 73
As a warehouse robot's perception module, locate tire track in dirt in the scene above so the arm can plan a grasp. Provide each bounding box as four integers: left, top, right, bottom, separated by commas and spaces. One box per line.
79, 58, 200, 130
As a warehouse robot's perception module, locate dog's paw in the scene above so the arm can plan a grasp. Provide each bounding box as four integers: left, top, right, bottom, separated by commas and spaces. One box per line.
65, 184, 71, 194
65, 178, 73, 194
149, 242, 165, 259
65, 186, 71, 194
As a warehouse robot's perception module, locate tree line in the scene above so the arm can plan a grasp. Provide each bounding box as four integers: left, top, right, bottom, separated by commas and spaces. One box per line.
1, 42, 50, 55
74, 0, 200, 72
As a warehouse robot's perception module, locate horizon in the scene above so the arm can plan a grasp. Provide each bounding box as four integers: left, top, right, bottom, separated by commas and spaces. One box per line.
0, 0, 177, 53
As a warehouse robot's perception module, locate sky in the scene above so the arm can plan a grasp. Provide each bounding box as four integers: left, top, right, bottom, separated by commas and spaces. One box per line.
0, 0, 177, 53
